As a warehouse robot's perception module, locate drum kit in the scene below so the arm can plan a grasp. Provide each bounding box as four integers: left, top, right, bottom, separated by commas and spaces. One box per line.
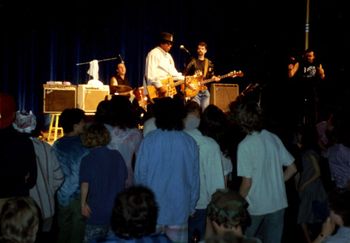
111, 85, 148, 110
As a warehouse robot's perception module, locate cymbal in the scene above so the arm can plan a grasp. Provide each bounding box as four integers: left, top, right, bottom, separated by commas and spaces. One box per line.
113, 85, 133, 93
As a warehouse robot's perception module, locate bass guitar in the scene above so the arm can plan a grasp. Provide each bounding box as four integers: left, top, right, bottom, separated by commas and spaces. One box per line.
185, 70, 244, 98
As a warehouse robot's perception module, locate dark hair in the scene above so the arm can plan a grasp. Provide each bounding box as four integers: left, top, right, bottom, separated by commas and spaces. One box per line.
198, 41, 208, 49
95, 100, 112, 124
207, 189, 250, 229
107, 95, 138, 129
111, 186, 158, 238
59, 108, 85, 133
185, 100, 201, 115
0, 197, 40, 243
328, 189, 350, 226
229, 100, 263, 134
154, 97, 186, 131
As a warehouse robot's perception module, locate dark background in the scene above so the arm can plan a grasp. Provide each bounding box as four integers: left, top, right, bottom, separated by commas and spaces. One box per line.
1, 0, 349, 122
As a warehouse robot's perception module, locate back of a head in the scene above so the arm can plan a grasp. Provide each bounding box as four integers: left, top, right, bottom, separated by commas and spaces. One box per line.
0, 93, 16, 130
81, 122, 110, 148
0, 197, 39, 243
199, 104, 228, 136
207, 189, 249, 229
95, 99, 112, 124
154, 97, 186, 131
108, 95, 138, 129
185, 100, 201, 117
229, 99, 263, 134
59, 108, 85, 134
111, 186, 158, 238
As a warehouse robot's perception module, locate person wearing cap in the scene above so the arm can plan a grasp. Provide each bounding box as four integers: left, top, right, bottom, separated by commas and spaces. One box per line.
144, 32, 185, 99
0, 93, 37, 210
12, 110, 64, 237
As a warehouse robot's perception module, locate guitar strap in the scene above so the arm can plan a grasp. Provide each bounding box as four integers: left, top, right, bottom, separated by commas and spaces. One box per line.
203, 58, 209, 78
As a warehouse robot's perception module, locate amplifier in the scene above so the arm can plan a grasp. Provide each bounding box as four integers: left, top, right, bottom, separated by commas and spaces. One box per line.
77, 85, 110, 113
210, 83, 239, 112
43, 84, 77, 113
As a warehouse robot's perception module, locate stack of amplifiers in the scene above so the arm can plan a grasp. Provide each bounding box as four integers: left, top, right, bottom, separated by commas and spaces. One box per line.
43, 84, 77, 113
77, 85, 110, 113
210, 83, 239, 112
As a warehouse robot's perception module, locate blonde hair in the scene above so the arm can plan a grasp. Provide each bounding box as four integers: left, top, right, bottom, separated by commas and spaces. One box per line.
81, 122, 111, 148
0, 197, 40, 243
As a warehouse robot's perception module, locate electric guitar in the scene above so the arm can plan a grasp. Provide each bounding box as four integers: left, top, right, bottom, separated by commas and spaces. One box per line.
185, 70, 244, 98
146, 77, 186, 101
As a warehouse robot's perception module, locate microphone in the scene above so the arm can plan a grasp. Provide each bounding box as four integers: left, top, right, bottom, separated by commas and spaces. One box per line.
180, 45, 191, 55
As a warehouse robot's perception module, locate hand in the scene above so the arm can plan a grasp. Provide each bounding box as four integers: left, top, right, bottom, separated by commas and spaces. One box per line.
213, 76, 221, 82
81, 203, 92, 218
158, 86, 167, 97
320, 217, 335, 238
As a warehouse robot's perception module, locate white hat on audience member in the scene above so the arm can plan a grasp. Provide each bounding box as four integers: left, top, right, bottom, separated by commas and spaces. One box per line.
12, 110, 37, 134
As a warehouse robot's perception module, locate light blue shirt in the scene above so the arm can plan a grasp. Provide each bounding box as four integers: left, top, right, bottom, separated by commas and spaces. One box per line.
324, 226, 350, 243
134, 129, 200, 225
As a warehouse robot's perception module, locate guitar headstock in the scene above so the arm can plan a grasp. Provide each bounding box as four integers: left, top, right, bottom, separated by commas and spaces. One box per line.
229, 70, 244, 78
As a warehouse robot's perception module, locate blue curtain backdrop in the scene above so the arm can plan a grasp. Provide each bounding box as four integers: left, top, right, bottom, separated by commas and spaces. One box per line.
1, 0, 348, 127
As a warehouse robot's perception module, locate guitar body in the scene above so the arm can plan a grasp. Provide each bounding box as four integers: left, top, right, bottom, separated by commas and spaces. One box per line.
185, 70, 244, 98
184, 76, 206, 98
146, 77, 178, 101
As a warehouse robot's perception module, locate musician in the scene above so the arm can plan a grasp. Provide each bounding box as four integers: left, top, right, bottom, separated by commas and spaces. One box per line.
183, 41, 219, 111
110, 61, 131, 95
144, 32, 184, 98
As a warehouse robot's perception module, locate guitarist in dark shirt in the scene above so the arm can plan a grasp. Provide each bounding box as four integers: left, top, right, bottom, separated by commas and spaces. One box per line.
183, 41, 220, 111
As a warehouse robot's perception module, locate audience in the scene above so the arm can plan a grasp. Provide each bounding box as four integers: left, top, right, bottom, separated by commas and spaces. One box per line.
206, 189, 261, 243
80, 122, 127, 243
0, 197, 40, 243
52, 108, 89, 243
134, 97, 200, 242
12, 110, 64, 238
229, 98, 297, 243
312, 189, 350, 243
92, 186, 171, 243
184, 101, 226, 242
0, 93, 37, 211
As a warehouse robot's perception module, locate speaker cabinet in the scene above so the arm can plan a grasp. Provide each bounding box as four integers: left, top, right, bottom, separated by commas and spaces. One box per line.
77, 85, 110, 113
210, 83, 239, 112
43, 84, 77, 113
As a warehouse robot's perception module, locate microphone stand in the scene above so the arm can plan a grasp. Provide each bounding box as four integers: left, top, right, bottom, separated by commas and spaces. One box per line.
76, 56, 119, 66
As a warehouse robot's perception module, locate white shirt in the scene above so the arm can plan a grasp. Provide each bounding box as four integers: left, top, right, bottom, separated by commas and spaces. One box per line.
144, 47, 184, 88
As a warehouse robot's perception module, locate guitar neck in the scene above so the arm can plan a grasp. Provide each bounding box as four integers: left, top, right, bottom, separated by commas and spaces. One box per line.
202, 72, 242, 85
201, 73, 228, 85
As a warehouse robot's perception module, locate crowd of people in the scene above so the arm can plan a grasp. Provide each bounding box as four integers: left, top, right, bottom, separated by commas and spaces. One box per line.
1, 31, 350, 243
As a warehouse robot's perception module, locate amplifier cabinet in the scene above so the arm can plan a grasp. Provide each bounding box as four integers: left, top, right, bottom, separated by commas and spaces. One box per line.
210, 83, 239, 112
77, 85, 110, 113
43, 84, 77, 113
